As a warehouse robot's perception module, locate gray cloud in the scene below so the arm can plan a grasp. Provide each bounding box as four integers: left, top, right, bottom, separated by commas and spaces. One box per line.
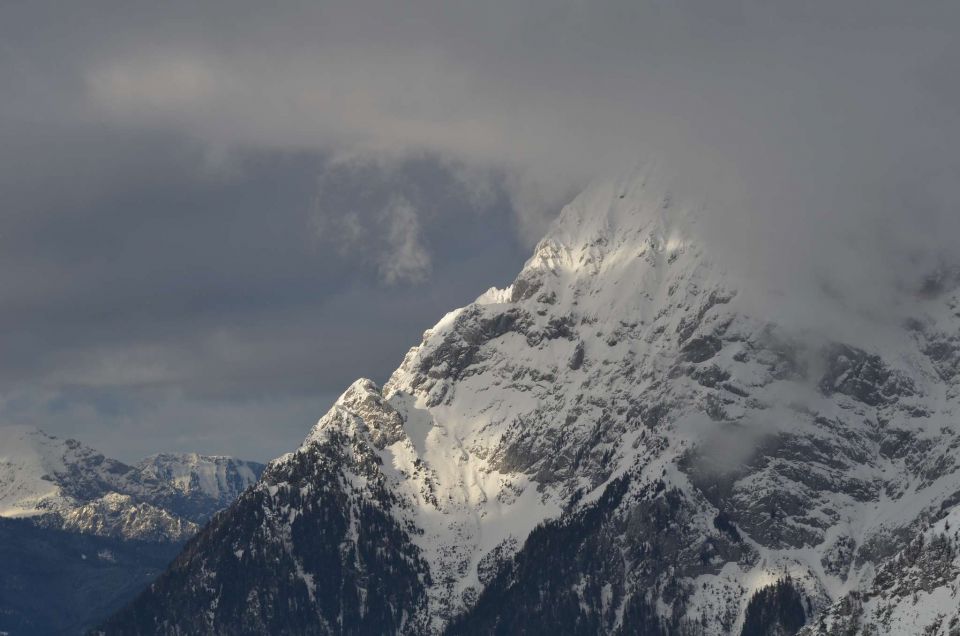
313, 159, 439, 285
0, 137, 525, 458
1, 0, 958, 458
377, 197, 431, 285
63, 1, 960, 322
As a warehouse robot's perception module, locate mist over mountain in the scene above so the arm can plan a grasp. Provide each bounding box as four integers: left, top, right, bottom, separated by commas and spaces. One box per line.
100, 173, 960, 635
3, 1, 960, 460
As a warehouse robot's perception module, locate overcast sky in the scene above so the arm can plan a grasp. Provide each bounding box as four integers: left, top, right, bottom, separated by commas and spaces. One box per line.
2, 1, 958, 461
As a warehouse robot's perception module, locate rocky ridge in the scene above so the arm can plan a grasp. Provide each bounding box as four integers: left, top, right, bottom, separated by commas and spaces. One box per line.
0, 425, 264, 541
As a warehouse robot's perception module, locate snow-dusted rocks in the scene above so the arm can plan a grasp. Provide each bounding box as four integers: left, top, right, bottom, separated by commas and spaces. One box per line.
0, 425, 143, 519
0, 425, 264, 542
136, 452, 264, 512
58, 492, 199, 542
102, 173, 960, 635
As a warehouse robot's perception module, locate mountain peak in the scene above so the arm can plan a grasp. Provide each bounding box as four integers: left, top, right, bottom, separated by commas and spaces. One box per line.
0, 424, 106, 517
304, 377, 406, 450
521, 172, 698, 276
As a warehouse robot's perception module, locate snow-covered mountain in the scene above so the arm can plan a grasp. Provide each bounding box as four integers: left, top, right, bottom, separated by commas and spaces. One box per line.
137, 452, 264, 511
0, 425, 266, 635
102, 173, 960, 635
0, 425, 148, 519
0, 425, 264, 541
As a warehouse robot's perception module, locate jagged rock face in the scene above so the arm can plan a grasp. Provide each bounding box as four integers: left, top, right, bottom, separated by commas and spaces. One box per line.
57, 493, 199, 543
136, 452, 265, 519
102, 174, 960, 634
799, 509, 960, 635
0, 426, 263, 541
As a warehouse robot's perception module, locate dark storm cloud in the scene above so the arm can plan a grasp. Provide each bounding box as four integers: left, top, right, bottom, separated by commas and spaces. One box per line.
1, 0, 959, 458
0, 132, 526, 458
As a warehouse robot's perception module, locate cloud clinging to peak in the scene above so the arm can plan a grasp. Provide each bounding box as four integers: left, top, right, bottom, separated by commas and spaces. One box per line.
68, 2, 960, 255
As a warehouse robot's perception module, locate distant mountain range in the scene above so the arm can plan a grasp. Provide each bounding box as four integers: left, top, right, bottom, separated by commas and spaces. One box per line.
0, 425, 263, 634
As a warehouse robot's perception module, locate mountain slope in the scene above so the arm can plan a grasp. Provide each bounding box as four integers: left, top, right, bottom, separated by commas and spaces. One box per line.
0, 516, 181, 636
101, 173, 960, 635
0, 425, 151, 519
100, 420, 432, 635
